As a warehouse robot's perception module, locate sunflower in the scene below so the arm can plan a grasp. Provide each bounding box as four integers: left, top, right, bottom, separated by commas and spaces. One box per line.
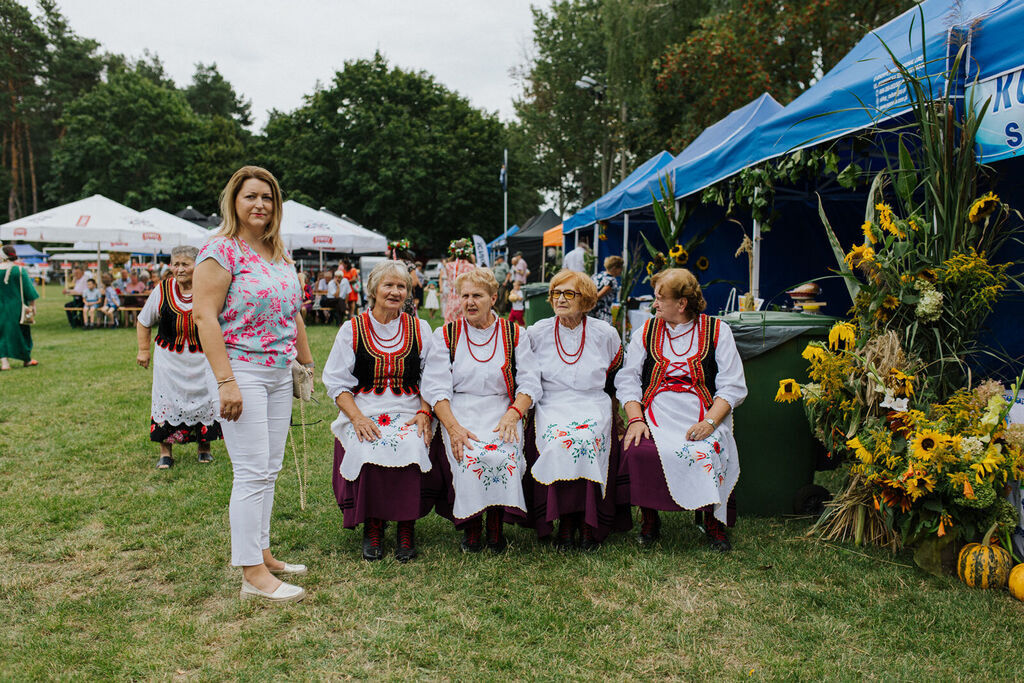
901, 467, 937, 501
669, 245, 689, 265
968, 192, 1000, 223
861, 220, 877, 244
801, 343, 827, 363
696, 256, 709, 271
646, 262, 655, 275
846, 436, 873, 464
881, 294, 899, 310
875, 202, 895, 233
907, 218, 921, 232
886, 220, 907, 240
844, 243, 875, 269
910, 429, 945, 460
774, 378, 802, 403
890, 369, 915, 397
827, 321, 856, 351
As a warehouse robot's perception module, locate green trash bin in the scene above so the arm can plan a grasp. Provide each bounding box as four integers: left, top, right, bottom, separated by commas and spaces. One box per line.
723, 311, 838, 516
522, 282, 553, 325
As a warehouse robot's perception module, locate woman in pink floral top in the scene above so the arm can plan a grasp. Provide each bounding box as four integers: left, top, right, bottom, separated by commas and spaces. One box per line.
194, 165, 314, 604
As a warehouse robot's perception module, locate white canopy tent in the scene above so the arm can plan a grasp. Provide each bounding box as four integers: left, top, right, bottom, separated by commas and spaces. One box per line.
0, 194, 149, 244
71, 208, 210, 255
280, 200, 387, 254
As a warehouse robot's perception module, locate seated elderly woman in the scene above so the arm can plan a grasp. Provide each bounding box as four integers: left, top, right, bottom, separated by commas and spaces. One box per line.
322, 260, 436, 562
524, 269, 630, 550
615, 268, 746, 551
422, 268, 540, 553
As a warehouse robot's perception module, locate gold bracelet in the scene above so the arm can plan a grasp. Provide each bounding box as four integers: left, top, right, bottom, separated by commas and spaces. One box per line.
216, 376, 236, 386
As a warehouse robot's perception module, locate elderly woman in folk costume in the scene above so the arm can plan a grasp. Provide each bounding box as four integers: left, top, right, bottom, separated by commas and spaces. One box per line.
323, 260, 436, 563
137, 245, 222, 469
524, 270, 631, 550
440, 239, 476, 324
421, 268, 541, 552
615, 268, 746, 551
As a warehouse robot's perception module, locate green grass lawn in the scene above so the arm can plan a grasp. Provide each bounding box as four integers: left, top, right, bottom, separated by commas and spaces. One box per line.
1, 286, 1021, 679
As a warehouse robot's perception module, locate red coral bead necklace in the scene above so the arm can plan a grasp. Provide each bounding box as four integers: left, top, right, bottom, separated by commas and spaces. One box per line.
464, 317, 499, 363
555, 316, 586, 365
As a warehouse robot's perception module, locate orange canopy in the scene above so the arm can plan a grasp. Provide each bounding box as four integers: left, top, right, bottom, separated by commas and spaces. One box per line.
543, 224, 563, 248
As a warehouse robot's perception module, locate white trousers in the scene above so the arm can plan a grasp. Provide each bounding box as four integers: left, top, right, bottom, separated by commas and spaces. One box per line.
219, 360, 293, 566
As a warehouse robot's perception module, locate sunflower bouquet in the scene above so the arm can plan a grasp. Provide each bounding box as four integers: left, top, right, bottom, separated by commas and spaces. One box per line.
778, 326, 1024, 550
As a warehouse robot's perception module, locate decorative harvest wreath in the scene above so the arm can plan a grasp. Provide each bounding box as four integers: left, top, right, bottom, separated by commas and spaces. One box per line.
448, 238, 474, 260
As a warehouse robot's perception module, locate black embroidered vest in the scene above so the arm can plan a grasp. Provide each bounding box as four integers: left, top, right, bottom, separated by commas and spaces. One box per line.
442, 317, 519, 403
351, 312, 422, 395
639, 314, 719, 409
155, 279, 201, 353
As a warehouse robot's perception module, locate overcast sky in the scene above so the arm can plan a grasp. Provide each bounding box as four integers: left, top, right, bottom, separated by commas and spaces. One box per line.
37, 0, 549, 129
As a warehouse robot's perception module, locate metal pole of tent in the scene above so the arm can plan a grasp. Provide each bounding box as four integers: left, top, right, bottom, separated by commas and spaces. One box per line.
751, 188, 761, 303
621, 213, 629, 341
503, 148, 508, 239
593, 224, 599, 275
751, 218, 761, 302
319, 250, 323, 273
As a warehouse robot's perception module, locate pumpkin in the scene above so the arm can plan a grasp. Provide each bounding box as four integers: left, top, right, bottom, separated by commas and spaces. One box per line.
957, 543, 980, 581
958, 522, 1013, 589
1009, 564, 1024, 601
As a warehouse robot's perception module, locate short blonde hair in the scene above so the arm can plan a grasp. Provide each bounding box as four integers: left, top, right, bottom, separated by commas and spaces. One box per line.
548, 269, 598, 312
366, 260, 412, 309
604, 255, 623, 271
218, 165, 287, 262
652, 268, 706, 314
455, 267, 496, 296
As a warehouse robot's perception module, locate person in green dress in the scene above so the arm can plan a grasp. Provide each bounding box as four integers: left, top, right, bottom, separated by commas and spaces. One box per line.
0, 244, 39, 371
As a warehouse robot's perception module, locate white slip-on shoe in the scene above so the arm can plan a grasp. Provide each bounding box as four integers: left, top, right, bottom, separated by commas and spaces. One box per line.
239, 579, 306, 603
268, 562, 307, 576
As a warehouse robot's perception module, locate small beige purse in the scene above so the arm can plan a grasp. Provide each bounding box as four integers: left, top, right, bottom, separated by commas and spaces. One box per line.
290, 360, 314, 401
3, 266, 34, 325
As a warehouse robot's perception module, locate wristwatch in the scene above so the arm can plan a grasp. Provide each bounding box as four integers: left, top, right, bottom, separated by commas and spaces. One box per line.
704, 417, 716, 427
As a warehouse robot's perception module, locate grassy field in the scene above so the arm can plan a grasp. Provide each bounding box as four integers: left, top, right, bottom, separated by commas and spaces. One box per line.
1, 285, 1021, 680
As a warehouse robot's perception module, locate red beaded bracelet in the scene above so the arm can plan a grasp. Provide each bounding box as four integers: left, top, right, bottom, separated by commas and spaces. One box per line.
627, 416, 646, 426
416, 409, 432, 419
508, 405, 524, 420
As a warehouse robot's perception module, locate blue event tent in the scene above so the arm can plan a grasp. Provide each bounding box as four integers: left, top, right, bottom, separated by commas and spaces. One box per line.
10, 244, 48, 263
487, 224, 519, 250
562, 151, 675, 234
605, 93, 783, 221
644, 0, 1021, 208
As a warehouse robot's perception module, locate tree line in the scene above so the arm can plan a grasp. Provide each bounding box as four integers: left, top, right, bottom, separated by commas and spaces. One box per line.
2, 0, 911, 251
511, 0, 914, 214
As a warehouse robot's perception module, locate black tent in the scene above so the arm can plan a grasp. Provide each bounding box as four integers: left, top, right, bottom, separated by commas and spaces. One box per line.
505, 209, 560, 282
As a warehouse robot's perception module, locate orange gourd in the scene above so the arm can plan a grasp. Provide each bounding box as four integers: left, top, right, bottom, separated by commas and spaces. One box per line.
957, 543, 980, 581
958, 522, 1013, 589
1009, 564, 1024, 601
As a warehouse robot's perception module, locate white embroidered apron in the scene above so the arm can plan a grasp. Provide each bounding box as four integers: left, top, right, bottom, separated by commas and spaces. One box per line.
531, 388, 612, 494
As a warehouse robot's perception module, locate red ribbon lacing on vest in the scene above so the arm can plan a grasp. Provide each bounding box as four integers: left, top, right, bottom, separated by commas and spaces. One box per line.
646, 361, 706, 428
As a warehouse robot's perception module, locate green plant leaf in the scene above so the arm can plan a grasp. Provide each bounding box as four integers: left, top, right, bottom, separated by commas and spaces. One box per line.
818, 193, 860, 303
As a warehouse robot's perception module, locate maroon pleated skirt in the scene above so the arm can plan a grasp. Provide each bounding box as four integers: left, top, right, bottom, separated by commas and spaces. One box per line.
523, 418, 632, 541
617, 435, 736, 527
332, 438, 444, 529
